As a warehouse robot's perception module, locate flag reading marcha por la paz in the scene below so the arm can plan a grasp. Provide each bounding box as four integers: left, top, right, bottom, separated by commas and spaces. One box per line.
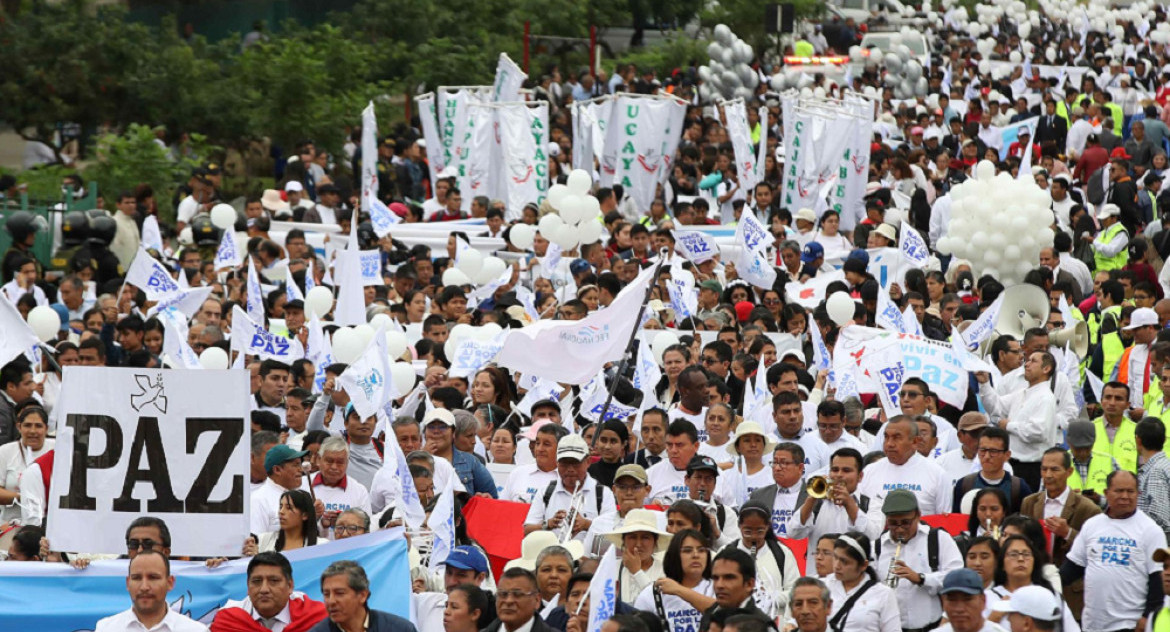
47, 366, 251, 557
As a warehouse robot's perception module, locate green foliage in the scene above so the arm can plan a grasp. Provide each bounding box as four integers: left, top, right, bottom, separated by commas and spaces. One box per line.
611, 33, 710, 75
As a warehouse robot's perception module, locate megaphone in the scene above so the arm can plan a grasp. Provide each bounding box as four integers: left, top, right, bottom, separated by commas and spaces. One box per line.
994, 285, 1051, 341
1050, 320, 1090, 359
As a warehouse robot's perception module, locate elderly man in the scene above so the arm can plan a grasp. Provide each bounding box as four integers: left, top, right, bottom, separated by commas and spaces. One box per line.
482, 568, 557, 632
936, 569, 1003, 632
95, 550, 207, 631
210, 552, 327, 631
977, 351, 1059, 490
874, 490, 963, 631
790, 577, 833, 632
310, 437, 372, 538
858, 416, 952, 523
523, 434, 615, 542
309, 561, 416, 632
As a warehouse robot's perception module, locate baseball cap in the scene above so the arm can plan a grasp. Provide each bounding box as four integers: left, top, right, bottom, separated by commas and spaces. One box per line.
446, 546, 489, 574
615, 464, 648, 485
1110, 146, 1132, 159
882, 489, 919, 514
1124, 307, 1159, 330
284, 181, 304, 193
957, 414, 990, 432
699, 279, 723, 293
847, 249, 870, 265
940, 569, 985, 595
910, 126, 925, 136
285, 299, 305, 312
389, 202, 410, 218
801, 242, 824, 263
557, 434, 590, 462
1066, 420, 1096, 448
1154, 547, 1170, 563
570, 259, 592, 276
795, 208, 818, 224
991, 585, 1061, 621
265, 444, 308, 473
423, 408, 456, 428
686, 455, 720, 476
1097, 203, 1121, 220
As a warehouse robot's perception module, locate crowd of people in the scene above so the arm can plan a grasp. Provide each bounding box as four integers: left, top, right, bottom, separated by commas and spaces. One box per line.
12, 2, 1170, 632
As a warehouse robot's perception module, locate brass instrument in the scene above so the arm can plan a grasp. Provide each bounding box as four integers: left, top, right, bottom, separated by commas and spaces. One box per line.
885, 539, 904, 587
559, 481, 585, 544
806, 476, 830, 499
987, 518, 1001, 540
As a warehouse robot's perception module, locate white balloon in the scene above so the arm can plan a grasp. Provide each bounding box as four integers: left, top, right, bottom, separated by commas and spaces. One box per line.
579, 195, 602, 222
199, 347, 229, 370
548, 183, 570, 208
369, 313, 393, 331
538, 213, 564, 236
476, 256, 508, 285
332, 327, 364, 364
385, 330, 408, 360
826, 292, 855, 326
577, 220, 603, 245
650, 332, 680, 365
456, 248, 484, 277
354, 324, 375, 350
707, 41, 724, 59
442, 268, 471, 287
510, 223, 536, 250
566, 169, 593, 196
390, 362, 416, 397
559, 195, 585, 224
305, 286, 334, 319
553, 223, 579, 250
210, 203, 237, 230
27, 306, 60, 343
178, 226, 193, 245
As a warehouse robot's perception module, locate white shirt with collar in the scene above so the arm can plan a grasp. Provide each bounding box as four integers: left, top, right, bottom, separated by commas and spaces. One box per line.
250, 477, 301, 534
1043, 485, 1072, 520
1060, 252, 1094, 297
523, 475, 615, 542
997, 366, 1078, 431
95, 607, 209, 632
979, 380, 1058, 462
217, 594, 299, 632
874, 523, 965, 629
787, 490, 876, 570
825, 575, 902, 632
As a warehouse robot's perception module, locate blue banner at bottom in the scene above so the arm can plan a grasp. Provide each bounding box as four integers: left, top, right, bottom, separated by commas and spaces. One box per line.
0, 528, 411, 631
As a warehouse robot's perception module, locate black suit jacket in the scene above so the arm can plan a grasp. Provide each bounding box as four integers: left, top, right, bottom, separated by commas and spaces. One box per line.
1035, 114, 1068, 149
481, 615, 558, 632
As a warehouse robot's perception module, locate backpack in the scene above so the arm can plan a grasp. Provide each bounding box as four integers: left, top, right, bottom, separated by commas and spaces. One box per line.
955, 475, 1021, 512
731, 537, 789, 586
875, 526, 942, 572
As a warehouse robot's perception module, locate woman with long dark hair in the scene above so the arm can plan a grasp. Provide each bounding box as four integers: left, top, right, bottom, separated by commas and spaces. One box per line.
985, 534, 1078, 632
824, 532, 900, 632
634, 529, 715, 631
255, 489, 318, 553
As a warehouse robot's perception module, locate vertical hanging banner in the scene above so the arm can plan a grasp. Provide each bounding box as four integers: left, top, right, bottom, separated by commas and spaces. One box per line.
722, 99, 759, 194
417, 93, 446, 200
498, 101, 550, 221
492, 53, 527, 103
835, 94, 875, 231
601, 95, 687, 213
465, 102, 501, 205
360, 101, 378, 213
46, 367, 250, 557
439, 87, 490, 212
779, 91, 799, 208
572, 97, 613, 172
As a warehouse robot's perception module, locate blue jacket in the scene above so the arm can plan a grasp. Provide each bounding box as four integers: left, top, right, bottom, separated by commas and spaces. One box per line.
453, 448, 497, 497
308, 609, 416, 632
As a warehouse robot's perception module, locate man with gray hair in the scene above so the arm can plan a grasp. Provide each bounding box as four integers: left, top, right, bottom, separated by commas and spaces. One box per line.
790, 576, 832, 632
311, 561, 416, 632
310, 437, 372, 539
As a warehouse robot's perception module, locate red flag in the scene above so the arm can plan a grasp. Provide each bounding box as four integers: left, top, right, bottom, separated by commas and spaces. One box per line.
921, 513, 970, 536
779, 538, 808, 575
463, 497, 533, 579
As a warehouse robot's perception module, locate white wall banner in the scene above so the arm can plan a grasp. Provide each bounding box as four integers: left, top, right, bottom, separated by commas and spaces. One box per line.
47, 367, 250, 557
572, 98, 612, 172
497, 101, 550, 221
492, 53, 527, 103
360, 101, 378, 214
417, 93, 446, 201
438, 87, 490, 212
722, 99, 759, 194
600, 95, 687, 213
465, 102, 502, 206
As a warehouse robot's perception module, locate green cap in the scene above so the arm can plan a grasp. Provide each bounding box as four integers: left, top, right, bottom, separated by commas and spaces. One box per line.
699, 279, 723, 293
882, 489, 919, 515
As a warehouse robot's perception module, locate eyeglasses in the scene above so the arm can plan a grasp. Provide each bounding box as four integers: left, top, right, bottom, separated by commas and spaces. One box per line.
1005, 550, 1033, 560
126, 539, 158, 551
334, 525, 368, 535
681, 546, 709, 555
817, 423, 843, 431
701, 357, 720, 365
886, 517, 916, 528
899, 391, 923, 399
497, 590, 538, 600
772, 460, 799, 468
978, 447, 1007, 455
740, 527, 770, 538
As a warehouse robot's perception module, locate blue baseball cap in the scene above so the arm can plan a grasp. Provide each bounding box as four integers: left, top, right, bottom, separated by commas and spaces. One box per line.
801, 242, 824, 263
846, 249, 870, 265
446, 546, 489, 573
569, 258, 592, 276
940, 568, 984, 595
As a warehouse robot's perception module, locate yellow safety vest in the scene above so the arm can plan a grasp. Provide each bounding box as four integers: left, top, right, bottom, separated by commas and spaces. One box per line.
1105, 102, 1124, 136
1094, 222, 1130, 271
1068, 450, 1115, 495
1056, 100, 1071, 126
1102, 330, 1126, 382
1155, 607, 1170, 632
1092, 417, 1138, 473
1088, 305, 1121, 347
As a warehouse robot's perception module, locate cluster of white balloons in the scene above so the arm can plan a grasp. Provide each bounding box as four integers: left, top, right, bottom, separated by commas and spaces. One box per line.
934, 161, 1055, 286
444, 322, 504, 361
444, 250, 509, 287
697, 24, 758, 103
331, 320, 417, 395
847, 35, 926, 99
538, 169, 602, 252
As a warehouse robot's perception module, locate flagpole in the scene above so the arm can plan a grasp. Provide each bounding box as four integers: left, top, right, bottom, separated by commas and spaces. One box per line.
589, 250, 669, 449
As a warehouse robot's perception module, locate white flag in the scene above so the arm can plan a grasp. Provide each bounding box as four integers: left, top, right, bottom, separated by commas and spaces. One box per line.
673, 230, 719, 263
156, 306, 202, 369
285, 265, 304, 303
722, 99, 759, 193
902, 305, 925, 337
734, 210, 777, 289
305, 314, 333, 393
141, 215, 163, 253
384, 431, 426, 529
449, 335, 505, 379
417, 93, 446, 201
492, 53, 527, 103
125, 247, 181, 300
666, 263, 698, 321
360, 101, 379, 214
600, 95, 686, 211
875, 284, 906, 333
333, 221, 367, 327
900, 224, 930, 268
214, 229, 241, 269
960, 294, 1004, 352
631, 335, 662, 410
756, 105, 768, 188
950, 327, 994, 373
231, 305, 304, 362
304, 259, 316, 294
0, 295, 40, 368
147, 285, 214, 321
427, 468, 456, 571
246, 256, 265, 326
808, 315, 832, 371
494, 264, 654, 384
338, 325, 392, 419
368, 198, 401, 238
587, 548, 621, 631
572, 98, 612, 171
785, 270, 847, 309
465, 102, 502, 205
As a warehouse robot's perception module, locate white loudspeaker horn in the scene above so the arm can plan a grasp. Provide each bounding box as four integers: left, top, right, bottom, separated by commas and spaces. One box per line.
1049, 320, 1089, 359
994, 285, 1051, 341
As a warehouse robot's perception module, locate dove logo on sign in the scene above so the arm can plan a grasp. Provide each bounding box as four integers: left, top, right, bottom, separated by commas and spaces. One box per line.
356, 369, 384, 403
131, 374, 168, 414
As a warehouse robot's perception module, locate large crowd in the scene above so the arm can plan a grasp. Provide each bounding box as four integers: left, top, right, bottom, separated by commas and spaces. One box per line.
11, 2, 1170, 632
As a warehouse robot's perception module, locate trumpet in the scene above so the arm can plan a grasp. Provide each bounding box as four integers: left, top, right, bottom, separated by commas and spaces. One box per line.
807, 476, 846, 505
885, 539, 904, 587
987, 518, 1001, 540
559, 481, 585, 544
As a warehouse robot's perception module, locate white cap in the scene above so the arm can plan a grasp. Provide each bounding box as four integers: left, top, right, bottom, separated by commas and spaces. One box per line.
284, 181, 304, 193
1098, 203, 1121, 220
795, 208, 817, 224
991, 585, 1061, 621
1124, 307, 1160, 330
422, 408, 456, 427
557, 434, 589, 462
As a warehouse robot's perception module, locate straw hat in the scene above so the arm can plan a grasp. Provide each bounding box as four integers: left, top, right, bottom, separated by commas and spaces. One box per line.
604, 509, 673, 552
727, 421, 779, 456
504, 530, 584, 570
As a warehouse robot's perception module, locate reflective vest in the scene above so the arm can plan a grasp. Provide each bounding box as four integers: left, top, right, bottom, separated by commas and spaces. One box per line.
1147, 393, 1170, 433
1155, 607, 1170, 632
1068, 450, 1115, 495
1105, 102, 1124, 135
1056, 100, 1072, 126
1094, 222, 1130, 271
1092, 417, 1139, 473
1102, 330, 1127, 382
1117, 345, 1153, 401
1088, 305, 1121, 348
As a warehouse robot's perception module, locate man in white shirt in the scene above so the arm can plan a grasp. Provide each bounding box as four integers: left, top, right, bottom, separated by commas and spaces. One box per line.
1062, 470, 1167, 632
311, 437, 372, 538
95, 550, 208, 631
874, 490, 964, 631
499, 420, 562, 503
857, 417, 953, 524
646, 419, 703, 505
522, 434, 615, 543
251, 444, 309, 534
787, 447, 875, 570
209, 551, 327, 631
977, 351, 1059, 491
937, 413, 997, 485
992, 585, 1062, 632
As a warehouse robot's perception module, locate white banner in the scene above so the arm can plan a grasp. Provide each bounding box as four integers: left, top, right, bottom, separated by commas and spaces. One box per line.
47, 367, 250, 556
733, 211, 777, 289
835, 95, 874, 231
835, 326, 970, 414
498, 101, 550, 221
439, 87, 489, 212
673, 230, 719, 263
214, 229, 242, 269
125, 247, 181, 301
722, 99, 759, 194
338, 325, 392, 419
785, 270, 846, 308
230, 305, 304, 362
492, 53, 527, 103
360, 101, 378, 213
600, 95, 686, 212
449, 336, 505, 379
417, 93, 446, 200
465, 102, 501, 205
572, 98, 612, 172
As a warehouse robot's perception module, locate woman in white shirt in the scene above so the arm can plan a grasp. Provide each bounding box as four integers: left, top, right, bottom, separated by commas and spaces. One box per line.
635, 529, 715, 631
810, 211, 854, 264
0, 404, 53, 523
985, 535, 1080, 632
698, 403, 735, 466
243, 489, 319, 555
825, 532, 901, 632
